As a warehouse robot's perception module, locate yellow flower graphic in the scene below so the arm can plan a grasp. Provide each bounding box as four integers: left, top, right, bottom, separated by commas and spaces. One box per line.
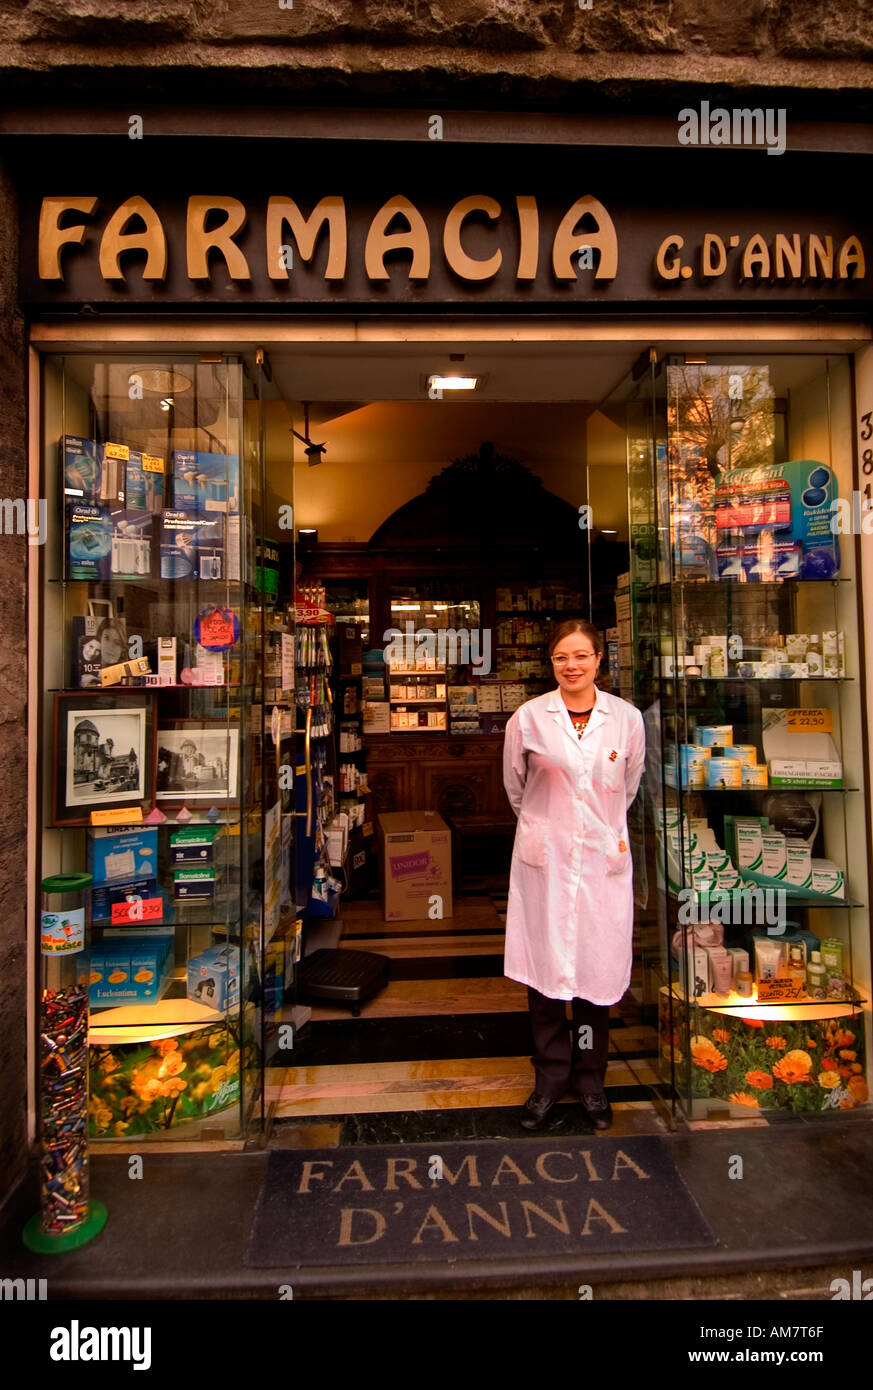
818, 1071, 841, 1090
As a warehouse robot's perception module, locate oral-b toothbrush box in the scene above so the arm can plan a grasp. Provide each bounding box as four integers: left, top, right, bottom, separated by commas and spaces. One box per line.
62, 436, 101, 502
172, 451, 240, 514
125, 450, 165, 512
160, 510, 225, 580
65, 502, 112, 581
109, 507, 153, 579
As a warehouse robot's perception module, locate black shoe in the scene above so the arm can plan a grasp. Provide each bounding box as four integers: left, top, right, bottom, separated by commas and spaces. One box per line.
520, 1091, 558, 1131
579, 1091, 613, 1131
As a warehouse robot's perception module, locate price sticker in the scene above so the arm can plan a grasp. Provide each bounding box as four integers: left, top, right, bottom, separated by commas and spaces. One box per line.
103, 441, 130, 460
111, 897, 164, 925
785, 708, 833, 733
141, 454, 165, 473
91, 808, 143, 825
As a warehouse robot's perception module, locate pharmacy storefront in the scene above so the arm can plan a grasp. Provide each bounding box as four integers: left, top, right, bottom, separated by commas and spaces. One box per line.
11, 128, 873, 1175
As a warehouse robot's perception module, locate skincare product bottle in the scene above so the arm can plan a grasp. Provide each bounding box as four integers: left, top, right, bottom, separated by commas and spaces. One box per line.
806, 635, 823, 676
806, 949, 827, 1001
787, 946, 806, 989
735, 970, 754, 998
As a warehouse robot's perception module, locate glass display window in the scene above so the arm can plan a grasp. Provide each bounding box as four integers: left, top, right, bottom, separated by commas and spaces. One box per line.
622, 354, 870, 1120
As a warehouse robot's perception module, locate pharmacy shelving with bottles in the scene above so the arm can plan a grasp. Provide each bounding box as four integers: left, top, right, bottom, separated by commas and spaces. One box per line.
387, 664, 448, 731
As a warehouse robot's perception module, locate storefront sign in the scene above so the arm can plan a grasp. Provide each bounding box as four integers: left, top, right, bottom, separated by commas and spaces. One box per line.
22, 187, 868, 307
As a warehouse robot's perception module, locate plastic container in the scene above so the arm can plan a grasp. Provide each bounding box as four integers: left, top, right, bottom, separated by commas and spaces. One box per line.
23, 874, 107, 1253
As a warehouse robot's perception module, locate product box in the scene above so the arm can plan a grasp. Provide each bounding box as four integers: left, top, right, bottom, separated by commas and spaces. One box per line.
706, 757, 742, 789
187, 944, 239, 1011
785, 840, 812, 889
363, 701, 390, 733
678, 943, 710, 999
761, 832, 787, 880
337, 624, 363, 675
89, 931, 173, 1006
66, 502, 112, 580
169, 826, 221, 864
88, 827, 158, 885
725, 946, 750, 981
173, 866, 222, 901
742, 764, 769, 788
714, 459, 840, 581
725, 815, 766, 872
695, 725, 733, 747
810, 859, 845, 898
109, 507, 153, 578
172, 451, 240, 513
157, 637, 177, 683
91, 876, 160, 922
378, 810, 453, 921
62, 436, 102, 502
722, 745, 758, 765
160, 509, 225, 580
125, 450, 165, 512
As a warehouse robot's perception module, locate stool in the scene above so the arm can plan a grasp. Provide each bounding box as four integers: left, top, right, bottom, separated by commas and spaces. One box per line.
297, 948, 390, 1017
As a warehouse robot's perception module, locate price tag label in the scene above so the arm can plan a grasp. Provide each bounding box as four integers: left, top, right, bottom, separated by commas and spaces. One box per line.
91, 808, 144, 825
111, 897, 164, 925
141, 454, 165, 473
785, 708, 833, 733
103, 441, 130, 460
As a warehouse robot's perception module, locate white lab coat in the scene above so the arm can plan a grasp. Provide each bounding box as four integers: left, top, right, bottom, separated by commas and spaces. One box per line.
502, 685, 646, 1004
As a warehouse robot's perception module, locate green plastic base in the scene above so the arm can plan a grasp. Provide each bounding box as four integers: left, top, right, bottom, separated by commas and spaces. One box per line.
22, 1200, 108, 1254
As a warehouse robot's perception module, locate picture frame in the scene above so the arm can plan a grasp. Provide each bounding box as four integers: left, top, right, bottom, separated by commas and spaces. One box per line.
155, 719, 240, 804
52, 691, 156, 827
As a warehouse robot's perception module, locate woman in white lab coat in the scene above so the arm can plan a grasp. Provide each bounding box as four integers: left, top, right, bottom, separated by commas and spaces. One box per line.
502, 619, 645, 1130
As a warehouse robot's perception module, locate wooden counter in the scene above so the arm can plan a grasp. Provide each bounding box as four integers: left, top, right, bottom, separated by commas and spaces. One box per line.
364, 733, 512, 819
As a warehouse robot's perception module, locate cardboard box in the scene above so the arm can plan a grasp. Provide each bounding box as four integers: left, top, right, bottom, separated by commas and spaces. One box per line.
187, 944, 239, 1011
173, 866, 222, 901
160, 510, 225, 580
88, 827, 158, 885
169, 826, 221, 864
89, 932, 174, 1006
172, 450, 240, 513
378, 811, 452, 921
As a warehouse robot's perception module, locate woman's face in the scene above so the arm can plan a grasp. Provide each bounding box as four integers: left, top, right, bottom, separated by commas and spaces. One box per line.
551, 631, 601, 702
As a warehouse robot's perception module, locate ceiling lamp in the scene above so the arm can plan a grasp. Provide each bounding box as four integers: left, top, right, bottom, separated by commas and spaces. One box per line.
428, 375, 478, 391
292, 402, 327, 465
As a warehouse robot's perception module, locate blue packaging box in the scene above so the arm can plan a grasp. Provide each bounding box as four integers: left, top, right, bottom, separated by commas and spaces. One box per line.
66, 502, 112, 580
160, 510, 225, 581
91, 877, 159, 922
109, 507, 153, 578
62, 436, 100, 502
172, 451, 240, 514
125, 449, 165, 512
89, 932, 174, 1006
187, 944, 239, 1011
88, 827, 159, 886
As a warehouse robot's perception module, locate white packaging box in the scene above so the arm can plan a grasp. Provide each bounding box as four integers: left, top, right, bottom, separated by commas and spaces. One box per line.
769, 759, 809, 782
157, 636, 176, 681
761, 832, 787, 879
678, 943, 710, 999
811, 859, 845, 897
735, 821, 764, 871
785, 841, 812, 888
806, 760, 843, 784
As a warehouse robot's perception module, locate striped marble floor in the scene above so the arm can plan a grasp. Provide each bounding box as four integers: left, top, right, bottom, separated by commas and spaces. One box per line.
269, 894, 670, 1138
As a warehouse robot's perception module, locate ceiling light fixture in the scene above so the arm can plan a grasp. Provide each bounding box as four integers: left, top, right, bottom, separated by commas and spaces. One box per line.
428, 375, 478, 391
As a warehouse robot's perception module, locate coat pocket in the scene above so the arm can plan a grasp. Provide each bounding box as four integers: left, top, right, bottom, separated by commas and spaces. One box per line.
604, 830, 632, 876
514, 815, 548, 867
600, 746, 627, 793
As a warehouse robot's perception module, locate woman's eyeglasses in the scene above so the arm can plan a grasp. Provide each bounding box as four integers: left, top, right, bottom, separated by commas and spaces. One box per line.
551, 651, 598, 664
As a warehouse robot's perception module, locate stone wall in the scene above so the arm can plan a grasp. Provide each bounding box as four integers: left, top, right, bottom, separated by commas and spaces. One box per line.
0, 159, 28, 1209
0, 1, 871, 109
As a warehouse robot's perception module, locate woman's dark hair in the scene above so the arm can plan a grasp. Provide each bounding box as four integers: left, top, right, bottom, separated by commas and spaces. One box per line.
547, 619, 604, 658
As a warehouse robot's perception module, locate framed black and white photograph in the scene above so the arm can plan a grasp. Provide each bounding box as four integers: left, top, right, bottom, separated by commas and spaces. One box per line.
52, 692, 155, 826
156, 721, 240, 803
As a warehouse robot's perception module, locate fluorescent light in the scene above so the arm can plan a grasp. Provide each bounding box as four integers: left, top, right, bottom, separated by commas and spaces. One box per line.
428, 375, 478, 390
392, 603, 421, 611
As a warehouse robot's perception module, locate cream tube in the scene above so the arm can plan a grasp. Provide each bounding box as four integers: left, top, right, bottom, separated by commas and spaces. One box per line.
709, 950, 733, 996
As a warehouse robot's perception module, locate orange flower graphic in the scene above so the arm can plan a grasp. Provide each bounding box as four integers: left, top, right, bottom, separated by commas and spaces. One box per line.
772, 1050, 813, 1084
821, 1057, 838, 1071
848, 1076, 868, 1103
712, 1029, 731, 1044
805, 1039, 818, 1049
838, 1050, 857, 1061
745, 1070, 773, 1091
690, 1036, 727, 1073
729, 1092, 760, 1108
743, 1019, 764, 1028
818, 1072, 841, 1090
834, 1030, 856, 1048
766, 1036, 787, 1051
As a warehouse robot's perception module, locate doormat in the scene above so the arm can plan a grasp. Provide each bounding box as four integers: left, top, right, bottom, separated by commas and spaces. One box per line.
245, 1137, 714, 1268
